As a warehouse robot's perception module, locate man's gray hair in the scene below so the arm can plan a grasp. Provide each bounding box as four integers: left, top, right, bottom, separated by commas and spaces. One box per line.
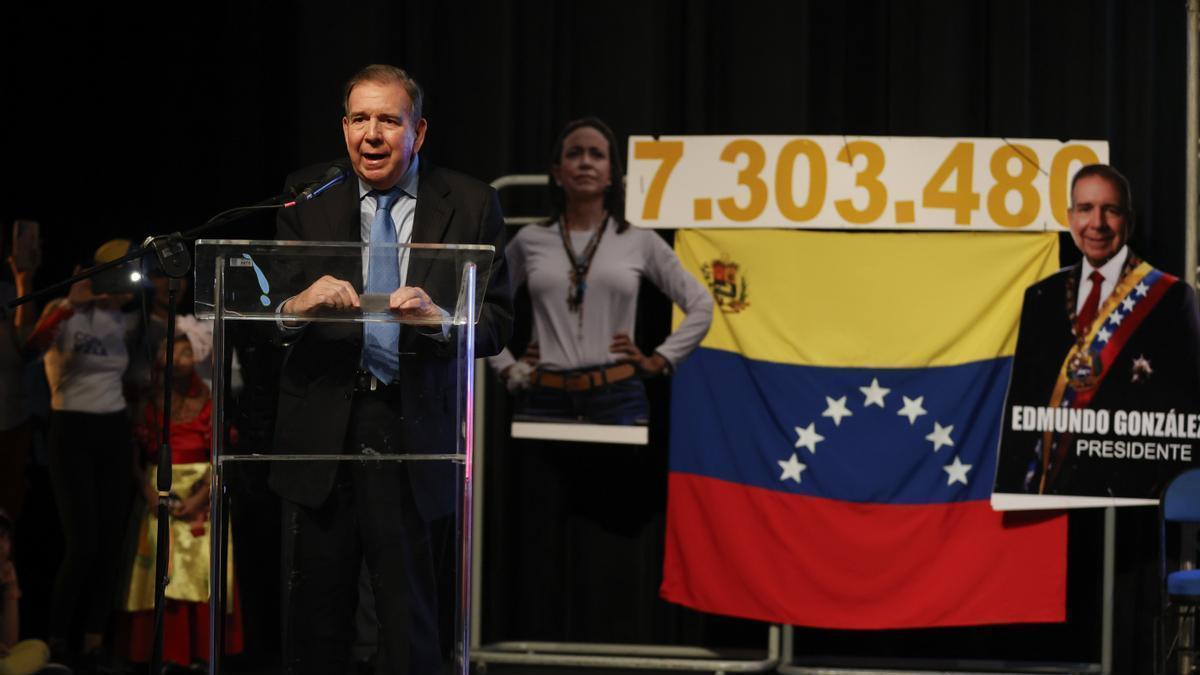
343, 64, 424, 122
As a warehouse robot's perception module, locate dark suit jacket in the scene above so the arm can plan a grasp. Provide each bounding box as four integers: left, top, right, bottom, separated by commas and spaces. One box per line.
267, 159, 512, 519
995, 258, 1200, 498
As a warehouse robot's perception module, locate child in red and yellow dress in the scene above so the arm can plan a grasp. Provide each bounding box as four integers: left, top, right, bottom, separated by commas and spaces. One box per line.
122, 335, 242, 669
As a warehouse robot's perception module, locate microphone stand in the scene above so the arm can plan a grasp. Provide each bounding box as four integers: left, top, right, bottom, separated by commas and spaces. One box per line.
5, 172, 343, 675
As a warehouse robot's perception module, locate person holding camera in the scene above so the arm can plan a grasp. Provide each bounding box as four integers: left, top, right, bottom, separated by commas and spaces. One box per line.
24, 239, 136, 669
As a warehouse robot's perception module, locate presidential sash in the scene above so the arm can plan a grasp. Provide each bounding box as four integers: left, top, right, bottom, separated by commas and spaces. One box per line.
1039, 261, 1177, 492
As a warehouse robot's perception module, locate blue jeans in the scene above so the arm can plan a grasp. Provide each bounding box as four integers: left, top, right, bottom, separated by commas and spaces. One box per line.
518, 377, 649, 426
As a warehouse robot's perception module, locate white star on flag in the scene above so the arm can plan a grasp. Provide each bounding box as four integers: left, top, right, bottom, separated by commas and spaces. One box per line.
859, 378, 890, 408
944, 456, 972, 485
1109, 311, 1124, 326
1135, 282, 1149, 296
1121, 297, 1136, 312
778, 453, 807, 483
1097, 327, 1112, 343
794, 423, 825, 453
925, 422, 955, 452
822, 396, 853, 426
897, 396, 927, 425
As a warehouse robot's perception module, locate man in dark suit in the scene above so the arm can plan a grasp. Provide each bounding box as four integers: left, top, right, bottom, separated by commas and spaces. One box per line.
995, 164, 1200, 499
268, 64, 511, 675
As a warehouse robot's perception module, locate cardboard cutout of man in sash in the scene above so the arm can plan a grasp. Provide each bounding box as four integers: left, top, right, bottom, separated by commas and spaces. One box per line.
994, 164, 1200, 505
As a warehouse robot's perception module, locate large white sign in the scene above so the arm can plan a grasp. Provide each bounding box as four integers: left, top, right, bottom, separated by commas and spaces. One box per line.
626, 135, 1109, 231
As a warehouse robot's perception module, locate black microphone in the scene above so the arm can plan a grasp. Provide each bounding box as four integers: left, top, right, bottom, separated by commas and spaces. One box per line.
289, 166, 346, 205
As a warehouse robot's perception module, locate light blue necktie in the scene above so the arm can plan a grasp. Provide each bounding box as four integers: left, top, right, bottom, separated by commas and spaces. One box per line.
363, 189, 401, 384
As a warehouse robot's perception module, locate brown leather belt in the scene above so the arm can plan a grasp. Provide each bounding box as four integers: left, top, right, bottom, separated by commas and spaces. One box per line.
532, 363, 637, 392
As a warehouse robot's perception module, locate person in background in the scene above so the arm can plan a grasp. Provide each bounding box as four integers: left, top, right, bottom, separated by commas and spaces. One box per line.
0, 220, 41, 521
0, 509, 69, 675
122, 334, 242, 672
126, 266, 230, 401
485, 118, 712, 643
24, 239, 136, 669
490, 117, 712, 422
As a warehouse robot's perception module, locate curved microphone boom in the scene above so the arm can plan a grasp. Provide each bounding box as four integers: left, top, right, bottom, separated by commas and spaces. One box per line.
287, 166, 347, 206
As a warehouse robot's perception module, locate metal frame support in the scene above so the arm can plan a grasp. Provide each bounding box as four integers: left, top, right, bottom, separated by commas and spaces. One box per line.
1188, 0, 1199, 289
1102, 506, 1115, 674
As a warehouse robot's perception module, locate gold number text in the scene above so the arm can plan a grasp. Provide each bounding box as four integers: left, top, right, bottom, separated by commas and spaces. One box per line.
987, 144, 1041, 229
633, 140, 684, 221
922, 142, 980, 225
834, 141, 887, 224
776, 139, 827, 222
717, 140, 769, 222
1049, 145, 1103, 227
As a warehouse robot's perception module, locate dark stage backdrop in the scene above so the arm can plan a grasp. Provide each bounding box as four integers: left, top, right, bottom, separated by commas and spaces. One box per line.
0, 1, 1186, 672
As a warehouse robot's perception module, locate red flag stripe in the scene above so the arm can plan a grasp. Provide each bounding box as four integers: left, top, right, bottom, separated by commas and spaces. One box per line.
662, 472, 1067, 629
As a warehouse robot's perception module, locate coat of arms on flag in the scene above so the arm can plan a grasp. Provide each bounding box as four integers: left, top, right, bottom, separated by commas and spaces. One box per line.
700, 256, 749, 314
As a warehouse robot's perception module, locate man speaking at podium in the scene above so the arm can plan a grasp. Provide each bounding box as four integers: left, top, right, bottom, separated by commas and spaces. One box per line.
269, 64, 511, 674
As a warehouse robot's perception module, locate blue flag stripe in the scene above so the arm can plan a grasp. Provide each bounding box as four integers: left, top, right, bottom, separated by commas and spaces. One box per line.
670, 347, 1010, 504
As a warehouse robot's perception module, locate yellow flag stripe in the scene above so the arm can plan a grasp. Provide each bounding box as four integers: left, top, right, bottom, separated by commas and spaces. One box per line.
675, 229, 1059, 368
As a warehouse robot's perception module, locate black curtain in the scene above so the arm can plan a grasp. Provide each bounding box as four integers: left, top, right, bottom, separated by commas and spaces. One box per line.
1, 1, 1185, 273
1, 1, 1186, 672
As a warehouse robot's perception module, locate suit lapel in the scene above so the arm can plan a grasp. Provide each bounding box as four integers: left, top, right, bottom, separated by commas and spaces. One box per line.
318, 167, 364, 288
1063, 262, 1082, 326
409, 162, 454, 290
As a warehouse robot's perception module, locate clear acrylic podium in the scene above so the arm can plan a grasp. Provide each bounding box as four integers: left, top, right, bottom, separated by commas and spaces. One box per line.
195, 239, 494, 674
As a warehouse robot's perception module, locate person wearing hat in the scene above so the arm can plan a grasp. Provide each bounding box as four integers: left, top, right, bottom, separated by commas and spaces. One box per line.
24, 239, 137, 668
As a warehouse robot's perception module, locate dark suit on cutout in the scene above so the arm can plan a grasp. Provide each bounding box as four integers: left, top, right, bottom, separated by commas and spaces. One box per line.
995, 256, 1200, 498
269, 158, 511, 674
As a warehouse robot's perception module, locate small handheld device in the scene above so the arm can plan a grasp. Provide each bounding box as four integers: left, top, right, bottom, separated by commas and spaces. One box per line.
10, 219, 40, 272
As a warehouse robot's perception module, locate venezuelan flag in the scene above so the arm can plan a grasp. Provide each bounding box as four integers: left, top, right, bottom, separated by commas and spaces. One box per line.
663, 229, 1067, 629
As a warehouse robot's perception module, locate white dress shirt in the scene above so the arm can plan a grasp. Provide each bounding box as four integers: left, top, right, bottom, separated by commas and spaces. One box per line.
1076, 246, 1130, 315
358, 156, 420, 286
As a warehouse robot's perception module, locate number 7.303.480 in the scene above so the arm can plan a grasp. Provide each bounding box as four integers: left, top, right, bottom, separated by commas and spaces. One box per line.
632, 137, 1102, 230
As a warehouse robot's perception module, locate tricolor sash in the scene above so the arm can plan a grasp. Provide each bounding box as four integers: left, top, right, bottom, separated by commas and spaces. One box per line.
1039, 261, 1177, 492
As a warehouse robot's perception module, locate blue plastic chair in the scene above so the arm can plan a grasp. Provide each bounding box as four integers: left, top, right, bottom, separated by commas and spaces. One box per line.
1160, 468, 1200, 674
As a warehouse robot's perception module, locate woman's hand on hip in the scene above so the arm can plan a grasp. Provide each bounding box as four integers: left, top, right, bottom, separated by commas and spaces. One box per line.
610, 332, 667, 377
